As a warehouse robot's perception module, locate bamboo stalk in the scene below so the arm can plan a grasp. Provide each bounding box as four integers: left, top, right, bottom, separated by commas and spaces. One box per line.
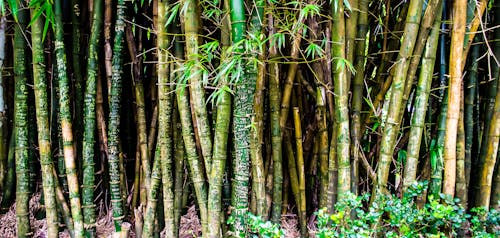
293, 108, 306, 236
332, 0, 351, 199
375, 0, 423, 195
183, 0, 213, 175
268, 10, 282, 223
350, 0, 369, 195
54, 1, 84, 236
443, 0, 467, 197
156, 1, 175, 236
13, 7, 30, 237
403, 9, 441, 193
107, 0, 127, 230
30, 7, 59, 237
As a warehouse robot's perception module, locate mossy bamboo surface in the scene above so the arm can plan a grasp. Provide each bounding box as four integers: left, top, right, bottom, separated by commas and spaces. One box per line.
331, 0, 351, 199
13, 8, 30, 237
350, 0, 368, 195
156, 1, 175, 237
403, 11, 441, 193
317, 88, 328, 208
143, 146, 162, 237
208, 2, 232, 235
54, 1, 84, 236
229, 0, 254, 233
375, 0, 422, 195
183, 0, 212, 175
443, 0, 467, 197
268, 12, 282, 223
82, 0, 103, 235
248, 0, 266, 219
30, 8, 59, 237
107, 0, 127, 231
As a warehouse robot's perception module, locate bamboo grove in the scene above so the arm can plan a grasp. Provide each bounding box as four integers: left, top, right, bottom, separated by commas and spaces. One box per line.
0, 0, 499, 237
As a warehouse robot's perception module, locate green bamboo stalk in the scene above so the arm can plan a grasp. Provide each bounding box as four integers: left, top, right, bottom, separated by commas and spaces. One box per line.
248, 0, 266, 219
176, 80, 208, 235
375, 0, 423, 195
229, 0, 254, 234
317, 88, 329, 209
402, 0, 441, 103
350, 0, 368, 195
107, 0, 127, 231
443, 0, 466, 197
465, 43, 479, 193
173, 106, 185, 237
345, 0, 357, 88
183, 0, 212, 175
268, 11, 282, 223
156, 2, 175, 236
429, 4, 448, 197
53, 167, 75, 236
1, 130, 15, 210
331, 0, 351, 198
124, 24, 151, 198
143, 146, 162, 237
284, 132, 300, 216
172, 26, 186, 236
30, 7, 59, 237
71, 0, 83, 143
208, 1, 232, 236
403, 10, 441, 193
13, 7, 30, 237
54, 1, 84, 236
82, 0, 103, 235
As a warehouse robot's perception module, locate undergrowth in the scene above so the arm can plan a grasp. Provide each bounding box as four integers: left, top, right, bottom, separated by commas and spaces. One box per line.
237, 181, 500, 237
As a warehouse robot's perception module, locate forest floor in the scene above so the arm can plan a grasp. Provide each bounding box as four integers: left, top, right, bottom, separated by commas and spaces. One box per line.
0, 194, 301, 237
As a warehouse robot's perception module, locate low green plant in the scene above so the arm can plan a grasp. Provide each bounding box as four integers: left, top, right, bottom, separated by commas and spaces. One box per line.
235, 181, 500, 237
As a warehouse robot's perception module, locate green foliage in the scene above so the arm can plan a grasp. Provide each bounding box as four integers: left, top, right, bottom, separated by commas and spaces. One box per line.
316, 181, 500, 237
228, 212, 286, 238
240, 181, 500, 238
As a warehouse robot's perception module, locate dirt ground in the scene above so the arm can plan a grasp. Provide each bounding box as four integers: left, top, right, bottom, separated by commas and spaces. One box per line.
0, 194, 301, 237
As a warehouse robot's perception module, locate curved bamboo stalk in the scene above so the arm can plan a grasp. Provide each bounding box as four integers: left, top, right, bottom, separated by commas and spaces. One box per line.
403, 9, 441, 193
443, 0, 467, 197
208, 1, 232, 236
375, 0, 423, 195
142, 146, 162, 237
183, 0, 213, 175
